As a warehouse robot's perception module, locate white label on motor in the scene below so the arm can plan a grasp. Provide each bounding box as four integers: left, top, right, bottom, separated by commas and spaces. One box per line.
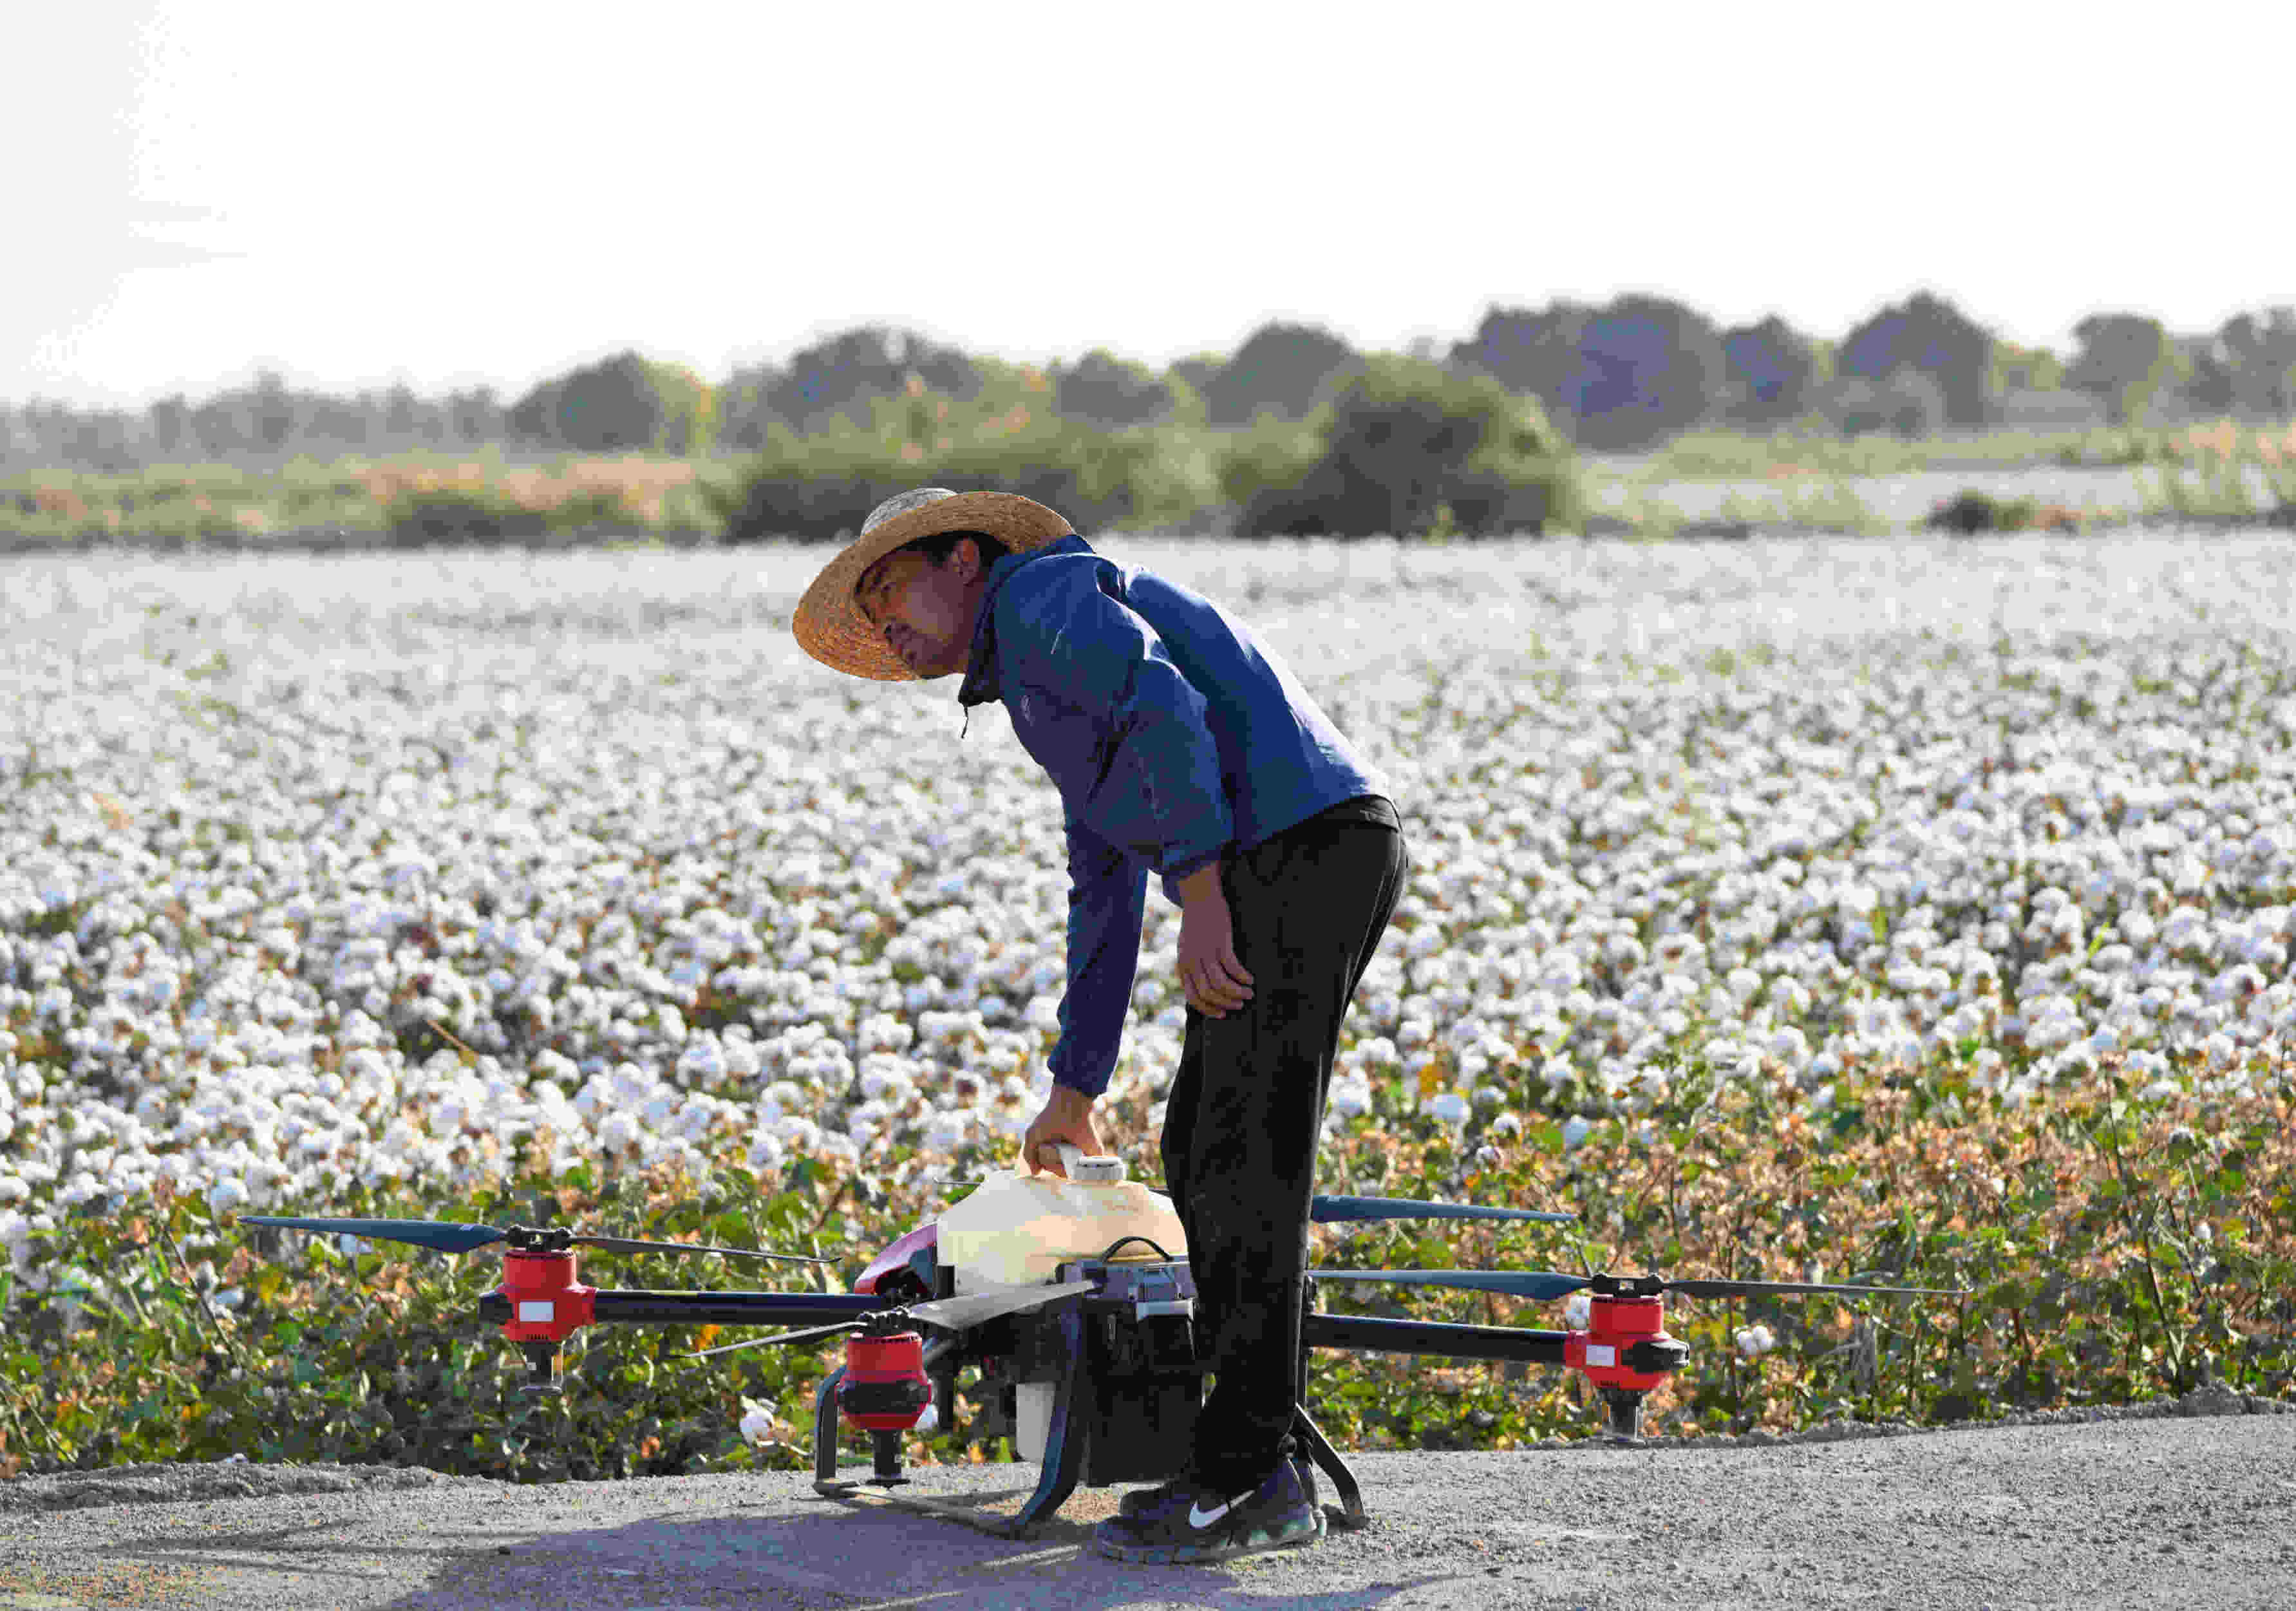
1584, 1344, 1617, 1368
518, 1301, 556, 1324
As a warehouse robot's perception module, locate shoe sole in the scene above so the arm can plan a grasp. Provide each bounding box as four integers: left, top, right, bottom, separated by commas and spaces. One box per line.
1094, 1509, 1324, 1565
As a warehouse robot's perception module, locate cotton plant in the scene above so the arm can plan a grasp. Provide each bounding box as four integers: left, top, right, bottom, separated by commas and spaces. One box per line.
2, 536, 2295, 1222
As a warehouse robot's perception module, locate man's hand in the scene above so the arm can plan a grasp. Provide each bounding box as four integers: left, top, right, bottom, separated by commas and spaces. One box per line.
1174, 862, 1254, 1018
1021, 1084, 1104, 1176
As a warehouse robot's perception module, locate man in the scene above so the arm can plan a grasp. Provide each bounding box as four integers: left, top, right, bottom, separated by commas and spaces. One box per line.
793, 487, 1406, 1565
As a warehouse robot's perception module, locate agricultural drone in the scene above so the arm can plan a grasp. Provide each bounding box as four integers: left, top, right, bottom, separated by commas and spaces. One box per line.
243, 1145, 1959, 1537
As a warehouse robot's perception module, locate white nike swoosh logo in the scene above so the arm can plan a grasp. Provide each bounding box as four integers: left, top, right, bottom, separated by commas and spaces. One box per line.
1188, 1494, 1248, 1528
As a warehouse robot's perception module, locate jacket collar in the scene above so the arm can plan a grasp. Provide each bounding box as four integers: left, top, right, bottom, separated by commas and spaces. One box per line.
957, 532, 1098, 711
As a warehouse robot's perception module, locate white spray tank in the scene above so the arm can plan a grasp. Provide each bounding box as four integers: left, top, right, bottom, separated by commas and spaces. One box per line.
934, 1145, 1188, 1462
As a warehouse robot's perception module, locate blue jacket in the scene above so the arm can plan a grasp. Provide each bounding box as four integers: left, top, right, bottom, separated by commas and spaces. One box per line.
955, 534, 1392, 1097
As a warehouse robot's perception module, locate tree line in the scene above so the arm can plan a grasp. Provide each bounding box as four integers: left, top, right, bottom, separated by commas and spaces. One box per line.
7, 291, 2293, 474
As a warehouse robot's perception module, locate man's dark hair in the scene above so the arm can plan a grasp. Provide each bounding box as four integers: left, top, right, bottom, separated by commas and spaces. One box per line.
901, 529, 1010, 567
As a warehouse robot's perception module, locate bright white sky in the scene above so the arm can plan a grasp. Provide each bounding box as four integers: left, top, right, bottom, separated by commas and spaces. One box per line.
12, 0, 2293, 411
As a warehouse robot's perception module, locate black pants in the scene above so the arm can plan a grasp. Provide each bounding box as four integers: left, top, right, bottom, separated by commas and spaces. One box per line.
1159, 805, 1408, 1492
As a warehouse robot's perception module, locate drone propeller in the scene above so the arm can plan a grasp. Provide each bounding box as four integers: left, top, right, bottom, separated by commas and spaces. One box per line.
1310, 1268, 1964, 1301
1641, 1274, 1965, 1300
1312, 1195, 1574, 1226
242, 1215, 834, 1264
1311, 1267, 1592, 1301
689, 1276, 1100, 1359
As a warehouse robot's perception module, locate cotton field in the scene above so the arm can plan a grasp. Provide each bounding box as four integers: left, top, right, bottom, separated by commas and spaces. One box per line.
4, 530, 2295, 1280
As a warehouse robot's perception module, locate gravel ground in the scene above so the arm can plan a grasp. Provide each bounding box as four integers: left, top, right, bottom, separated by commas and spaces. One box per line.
3, 1388, 2288, 1609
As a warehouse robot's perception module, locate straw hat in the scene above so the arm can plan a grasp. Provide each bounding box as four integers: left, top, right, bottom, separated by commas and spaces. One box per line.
792, 488, 1075, 681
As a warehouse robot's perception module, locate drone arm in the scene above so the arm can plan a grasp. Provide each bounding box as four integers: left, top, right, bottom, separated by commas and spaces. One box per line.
1304, 1312, 1571, 1366
480, 1288, 883, 1332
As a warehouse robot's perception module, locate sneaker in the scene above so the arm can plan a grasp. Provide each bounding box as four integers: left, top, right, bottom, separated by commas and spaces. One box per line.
1095, 1461, 1324, 1564
1117, 1456, 1319, 1521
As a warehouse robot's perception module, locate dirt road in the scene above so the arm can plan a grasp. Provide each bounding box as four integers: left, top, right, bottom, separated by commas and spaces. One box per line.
3, 1393, 2289, 1610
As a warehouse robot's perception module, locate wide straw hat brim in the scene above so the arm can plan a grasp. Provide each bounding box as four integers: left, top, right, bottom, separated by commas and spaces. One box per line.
792, 489, 1075, 681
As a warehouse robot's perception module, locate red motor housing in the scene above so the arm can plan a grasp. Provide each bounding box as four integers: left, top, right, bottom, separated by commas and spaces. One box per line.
1563, 1293, 1678, 1391
838, 1331, 932, 1431
498, 1250, 597, 1344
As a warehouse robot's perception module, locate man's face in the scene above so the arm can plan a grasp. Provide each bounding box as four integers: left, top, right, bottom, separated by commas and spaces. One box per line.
855, 539, 988, 679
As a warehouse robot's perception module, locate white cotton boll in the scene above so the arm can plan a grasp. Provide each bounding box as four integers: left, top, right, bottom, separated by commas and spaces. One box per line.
207, 1178, 247, 1213
775, 1113, 822, 1151
921, 1114, 968, 1153
677, 1038, 726, 1081
1329, 1078, 1372, 1119
1560, 1115, 1592, 1149
1735, 1323, 1776, 1359
1424, 1091, 1470, 1127
597, 1111, 639, 1153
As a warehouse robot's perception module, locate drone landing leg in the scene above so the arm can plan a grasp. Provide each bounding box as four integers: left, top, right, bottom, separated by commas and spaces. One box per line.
867, 1429, 910, 1488
1001, 1304, 1088, 1539
1599, 1386, 1646, 1443
1290, 1404, 1368, 1531
812, 1364, 851, 1493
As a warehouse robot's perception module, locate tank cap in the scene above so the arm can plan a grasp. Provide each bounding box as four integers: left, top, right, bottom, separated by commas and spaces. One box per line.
1051, 1144, 1127, 1185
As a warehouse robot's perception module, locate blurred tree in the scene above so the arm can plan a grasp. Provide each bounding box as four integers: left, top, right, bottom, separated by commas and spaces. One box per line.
1234, 353, 1580, 538
1983, 339, 2068, 428
146, 395, 193, 459
1051, 348, 1174, 428
1985, 338, 2065, 395
1168, 352, 1224, 405
716, 361, 785, 452
508, 353, 716, 453
382, 383, 421, 444
1718, 316, 1821, 428
2164, 332, 2239, 420
2065, 313, 2185, 426
764, 326, 979, 435
2218, 306, 2296, 419
241, 369, 297, 453
1447, 303, 1597, 431
447, 387, 505, 446
1836, 291, 1992, 429
650, 363, 718, 455
1812, 368, 1948, 438
1195, 321, 1363, 427
1560, 294, 1727, 451
511, 352, 656, 451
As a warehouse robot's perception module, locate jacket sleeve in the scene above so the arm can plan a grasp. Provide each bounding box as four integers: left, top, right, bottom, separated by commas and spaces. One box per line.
1048, 809, 1147, 1099
1006, 567, 1233, 883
